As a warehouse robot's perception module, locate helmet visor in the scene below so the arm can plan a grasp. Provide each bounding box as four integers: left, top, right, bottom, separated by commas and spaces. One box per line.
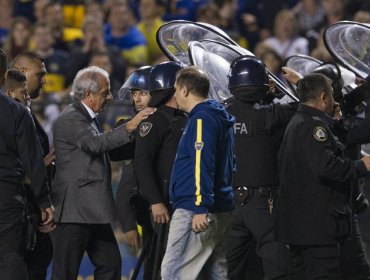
118, 71, 150, 101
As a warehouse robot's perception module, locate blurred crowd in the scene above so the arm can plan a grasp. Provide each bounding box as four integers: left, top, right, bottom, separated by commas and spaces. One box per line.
0, 0, 369, 149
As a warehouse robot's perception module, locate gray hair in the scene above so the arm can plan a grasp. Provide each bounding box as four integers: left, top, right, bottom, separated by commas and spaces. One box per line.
72, 66, 109, 100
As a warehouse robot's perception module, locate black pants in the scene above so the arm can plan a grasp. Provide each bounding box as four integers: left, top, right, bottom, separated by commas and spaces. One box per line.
0, 223, 28, 280
23, 232, 53, 280
340, 215, 370, 280
225, 194, 287, 280
289, 245, 342, 280
50, 223, 121, 280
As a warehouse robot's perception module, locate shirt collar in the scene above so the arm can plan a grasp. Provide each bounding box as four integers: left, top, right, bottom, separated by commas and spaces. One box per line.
298, 104, 326, 118
81, 101, 97, 119
298, 104, 334, 126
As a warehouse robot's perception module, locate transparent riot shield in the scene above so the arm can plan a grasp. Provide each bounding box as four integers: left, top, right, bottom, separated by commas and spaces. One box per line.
324, 21, 370, 79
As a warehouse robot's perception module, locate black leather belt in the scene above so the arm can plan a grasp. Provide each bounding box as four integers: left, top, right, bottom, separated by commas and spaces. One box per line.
234, 186, 277, 205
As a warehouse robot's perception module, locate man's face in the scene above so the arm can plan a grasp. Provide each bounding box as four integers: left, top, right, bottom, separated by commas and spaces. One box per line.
7, 81, 30, 106
89, 76, 113, 113
33, 26, 54, 52
22, 60, 47, 99
132, 89, 151, 111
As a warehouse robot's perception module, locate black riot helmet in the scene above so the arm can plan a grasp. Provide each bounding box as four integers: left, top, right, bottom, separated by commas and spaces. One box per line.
312, 62, 367, 117
228, 56, 270, 103
228, 55, 269, 90
148, 61, 182, 107
118, 66, 152, 101
312, 62, 344, 103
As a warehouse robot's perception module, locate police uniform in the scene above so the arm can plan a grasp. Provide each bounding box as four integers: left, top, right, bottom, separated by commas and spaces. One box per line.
109, 119, 155, 280
134, 105, 187, 279
225, 99, 295, 280
276, 104, 369, 279
135, 105, 186, 206
0, 94, 49, 280
109, 65, 153, 240
310, 63, 370, 279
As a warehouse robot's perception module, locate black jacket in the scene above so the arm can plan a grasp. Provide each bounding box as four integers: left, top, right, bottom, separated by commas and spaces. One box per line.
134, 105, 187, 205
276, 104, 368, 246
0, 94, 49, 223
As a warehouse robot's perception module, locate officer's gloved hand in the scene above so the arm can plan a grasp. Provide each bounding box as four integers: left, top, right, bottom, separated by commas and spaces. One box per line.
353, 192, 369, 214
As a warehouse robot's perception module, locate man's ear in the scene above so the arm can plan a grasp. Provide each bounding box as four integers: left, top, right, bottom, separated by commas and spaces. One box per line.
85, 91, 93, 98
19, 67, 27, 74
83, 91, 93, 104
320, 92, 326, 102
5, 89, 12, 98
182, 85, 189, 97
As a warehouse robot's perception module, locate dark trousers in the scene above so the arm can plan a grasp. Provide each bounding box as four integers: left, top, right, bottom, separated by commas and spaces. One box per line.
340, 215, 370, 280
0, 223, 28, 280
289, 245, 342, 280
225, 195, 287, 280
23, 232, 53, 280
50, 223, 121, 280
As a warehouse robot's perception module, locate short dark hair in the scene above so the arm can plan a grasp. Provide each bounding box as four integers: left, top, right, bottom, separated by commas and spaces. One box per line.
10, 52, 44, 68
5, 69, 27, 91
0, 48, 8, 87
297, 73, 333, 102
176, 66, 210, 98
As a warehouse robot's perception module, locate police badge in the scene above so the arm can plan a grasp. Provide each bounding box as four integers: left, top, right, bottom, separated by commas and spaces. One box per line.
313, 126, 328, 141
139, 122, 153, 137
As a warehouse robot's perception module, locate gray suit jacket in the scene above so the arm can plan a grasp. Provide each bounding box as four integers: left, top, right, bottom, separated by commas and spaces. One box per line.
52, 100, 131, 223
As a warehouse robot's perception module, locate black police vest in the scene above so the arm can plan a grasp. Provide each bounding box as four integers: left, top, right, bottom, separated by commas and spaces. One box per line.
227, 100, 290, 188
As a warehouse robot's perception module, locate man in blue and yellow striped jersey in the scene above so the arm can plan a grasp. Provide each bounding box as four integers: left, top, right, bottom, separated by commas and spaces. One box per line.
161, 66, 235, 279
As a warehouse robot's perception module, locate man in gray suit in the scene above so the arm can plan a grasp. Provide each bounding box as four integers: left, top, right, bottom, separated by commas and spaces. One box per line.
50, 66, 155, 280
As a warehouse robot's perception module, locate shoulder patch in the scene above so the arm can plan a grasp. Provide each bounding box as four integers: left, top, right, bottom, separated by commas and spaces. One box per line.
313, 126, 328, 141
194, 141, 204, 151
139, 122, 153, 137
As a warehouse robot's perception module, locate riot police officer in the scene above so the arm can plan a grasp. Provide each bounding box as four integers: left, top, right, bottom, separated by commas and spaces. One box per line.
225, 56, 296, 280
284, 64, 370, 279
276, 73, 370, 279
109, 66, 154, 279
133, 61, 187, 279
311, 63, 370, 280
